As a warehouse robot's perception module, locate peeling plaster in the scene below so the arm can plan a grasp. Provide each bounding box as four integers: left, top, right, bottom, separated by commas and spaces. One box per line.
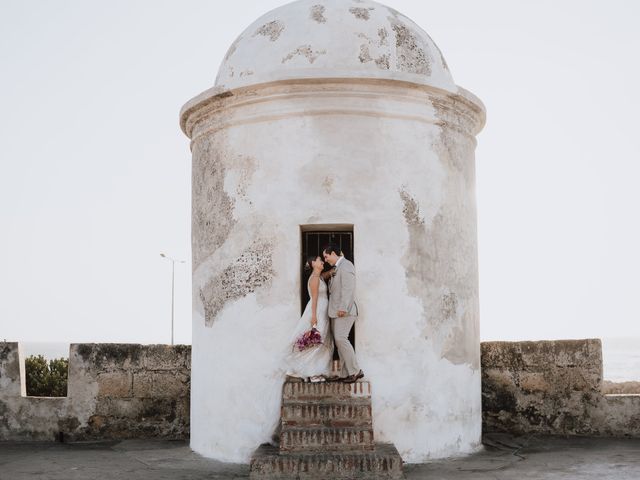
399, 188, 425, 225
211, 1, 456, 92
191, 136, 237, 270
310, 4, 326, 23
358, 44, 373, 63
282, 45, 327, 64
389, 18, 431, 76
378, 27, 389, 46
375, 54, 390, 69
198, 241, 275, 327
358, 44, 390, 69
322, 175, 334, 194
441, 292, 458, 320
349, 7, 374, 20
229, 155, 257, 199
254, 20, 285, 41
399, 186, 478, 370
430, 99, 480, 369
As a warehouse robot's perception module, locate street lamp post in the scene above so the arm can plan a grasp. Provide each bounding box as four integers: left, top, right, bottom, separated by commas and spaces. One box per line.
160, 253, 185, 345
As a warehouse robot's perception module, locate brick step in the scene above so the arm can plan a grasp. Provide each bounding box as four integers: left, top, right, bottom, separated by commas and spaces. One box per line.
280, 426, 374, 452
281, 401, 372, 428
250, 443, 404, 479
282, 380, 371, 402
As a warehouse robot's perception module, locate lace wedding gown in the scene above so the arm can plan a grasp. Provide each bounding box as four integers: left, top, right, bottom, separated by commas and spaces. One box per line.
283, 276, 334, 378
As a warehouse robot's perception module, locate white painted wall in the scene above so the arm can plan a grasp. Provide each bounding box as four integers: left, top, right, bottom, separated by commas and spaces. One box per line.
182, 0, 485, 463
184, 78, 485, 463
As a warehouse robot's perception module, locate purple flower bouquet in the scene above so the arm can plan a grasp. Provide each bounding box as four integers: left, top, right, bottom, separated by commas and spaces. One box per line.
294, 328, 323, 352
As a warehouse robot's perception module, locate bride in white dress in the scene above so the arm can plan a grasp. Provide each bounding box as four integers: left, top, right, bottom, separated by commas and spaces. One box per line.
283, 256, 334, 382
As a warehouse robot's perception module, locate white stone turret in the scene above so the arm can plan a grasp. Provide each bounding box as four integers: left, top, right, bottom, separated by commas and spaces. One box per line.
180, 0, 486, 464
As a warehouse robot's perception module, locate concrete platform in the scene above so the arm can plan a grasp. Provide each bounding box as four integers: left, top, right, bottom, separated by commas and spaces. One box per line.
1, 434, 639, 479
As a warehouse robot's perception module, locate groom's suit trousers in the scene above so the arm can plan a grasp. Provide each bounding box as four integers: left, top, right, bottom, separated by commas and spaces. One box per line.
331, 315, 360, 377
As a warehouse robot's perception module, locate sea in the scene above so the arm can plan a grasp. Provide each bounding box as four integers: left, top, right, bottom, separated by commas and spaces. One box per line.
601, 337, 640, 383
16, 337, 640, 383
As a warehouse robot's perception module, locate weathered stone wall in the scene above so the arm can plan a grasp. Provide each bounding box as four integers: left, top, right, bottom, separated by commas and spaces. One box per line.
0, 342, 190, 441
481, 339, 640, 436
3, 339, 636, 445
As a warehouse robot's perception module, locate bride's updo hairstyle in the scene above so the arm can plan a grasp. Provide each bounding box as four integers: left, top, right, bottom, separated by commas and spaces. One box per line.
304, 255, 318, 272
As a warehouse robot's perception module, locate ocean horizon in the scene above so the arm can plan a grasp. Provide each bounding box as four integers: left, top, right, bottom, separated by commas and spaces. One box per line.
14, 337, 640, 383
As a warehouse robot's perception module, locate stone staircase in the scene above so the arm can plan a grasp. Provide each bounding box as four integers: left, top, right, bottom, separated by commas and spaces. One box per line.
250, 380, 404, 479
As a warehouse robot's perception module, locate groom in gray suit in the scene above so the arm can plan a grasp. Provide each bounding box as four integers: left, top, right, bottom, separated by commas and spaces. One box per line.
323, 244, 364, 383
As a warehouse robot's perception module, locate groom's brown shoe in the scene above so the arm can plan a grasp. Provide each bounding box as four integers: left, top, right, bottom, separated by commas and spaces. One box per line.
341, 370, 364, 383
325, 375, 342, 382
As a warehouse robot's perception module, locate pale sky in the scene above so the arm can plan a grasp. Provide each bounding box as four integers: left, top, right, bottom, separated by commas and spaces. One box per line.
1, 0, 639, 347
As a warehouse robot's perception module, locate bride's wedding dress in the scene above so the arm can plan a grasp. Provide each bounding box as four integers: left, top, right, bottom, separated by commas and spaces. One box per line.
283, 275, 334, 379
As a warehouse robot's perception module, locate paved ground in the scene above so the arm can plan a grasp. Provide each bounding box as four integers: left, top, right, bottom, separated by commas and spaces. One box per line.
1, 433, 639, 479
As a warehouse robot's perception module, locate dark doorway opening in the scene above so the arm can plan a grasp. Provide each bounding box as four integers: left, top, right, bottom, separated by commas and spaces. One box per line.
300, 227, 355, 358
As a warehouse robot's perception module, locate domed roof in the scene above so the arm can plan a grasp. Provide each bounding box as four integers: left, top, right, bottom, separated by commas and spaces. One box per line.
215, 0, 456, 92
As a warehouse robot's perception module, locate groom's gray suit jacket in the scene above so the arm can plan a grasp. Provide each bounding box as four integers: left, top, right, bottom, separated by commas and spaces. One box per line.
328, 258, 358, 319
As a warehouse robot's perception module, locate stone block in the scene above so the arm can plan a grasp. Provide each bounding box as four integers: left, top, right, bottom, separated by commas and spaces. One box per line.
481, 339, 603, 372
78, 344, 144, 372
602, 381, 640, 395
250, 443, 404, 479
518, 372, 551, 393
482, 368, 517, 390
97, 372, 132, 397
282, 400, 372, 428
480, 342, 524, 369
152, 372, 189, 397
280, 426, 374, 453
132, 372, 189, 398
175, 397, 190, 424
518, 339, 602, 369
603, 394, 640, 435
87, 415, 107, 432
283, 381, 371, 402
132, 373, 153, 397
142, 345, 191, 371
140, 398, 177, 422
95, 397, 143, 418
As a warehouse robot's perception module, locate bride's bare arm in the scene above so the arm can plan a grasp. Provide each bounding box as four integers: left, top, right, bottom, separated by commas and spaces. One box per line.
320, 268, 335, 281
309, 275, 319, 328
